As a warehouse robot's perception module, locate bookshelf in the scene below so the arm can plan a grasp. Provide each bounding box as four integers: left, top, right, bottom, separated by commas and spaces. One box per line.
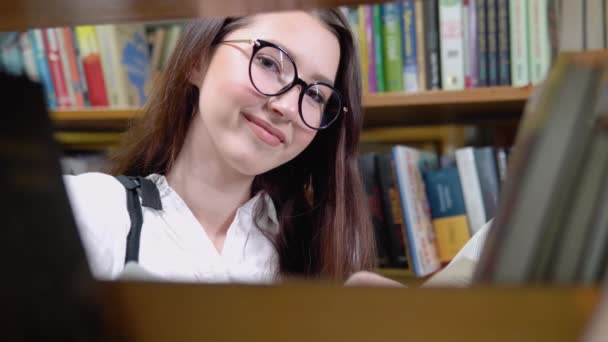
50, 86, 529, 131
1, 0, 386, 31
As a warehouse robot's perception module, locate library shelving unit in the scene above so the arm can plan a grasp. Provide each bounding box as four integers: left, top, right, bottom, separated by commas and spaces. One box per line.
5, 1, 604, 341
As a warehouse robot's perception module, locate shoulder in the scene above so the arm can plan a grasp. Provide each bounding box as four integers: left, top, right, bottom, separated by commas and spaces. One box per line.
63, 172, 130, 279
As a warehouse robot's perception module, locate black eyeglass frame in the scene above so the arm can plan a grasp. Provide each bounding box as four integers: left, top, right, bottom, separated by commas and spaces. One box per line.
220, 38, 348, 130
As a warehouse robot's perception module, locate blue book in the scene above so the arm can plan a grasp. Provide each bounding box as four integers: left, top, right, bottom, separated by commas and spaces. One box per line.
29, 30, 57, 109
0, 32, 24, 76
423, 167, 471, 262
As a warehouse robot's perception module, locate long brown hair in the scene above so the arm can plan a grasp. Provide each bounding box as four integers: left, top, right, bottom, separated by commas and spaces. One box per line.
109, 10, 376, 281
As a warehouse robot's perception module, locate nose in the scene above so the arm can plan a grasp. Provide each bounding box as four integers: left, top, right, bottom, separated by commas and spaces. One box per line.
267, 85, 301, 121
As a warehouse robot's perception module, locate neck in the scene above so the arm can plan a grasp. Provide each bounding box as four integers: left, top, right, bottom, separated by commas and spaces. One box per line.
166, 114, 254, 247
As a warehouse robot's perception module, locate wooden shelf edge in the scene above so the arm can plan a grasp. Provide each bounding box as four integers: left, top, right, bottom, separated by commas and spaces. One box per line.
363, 86, 532, 108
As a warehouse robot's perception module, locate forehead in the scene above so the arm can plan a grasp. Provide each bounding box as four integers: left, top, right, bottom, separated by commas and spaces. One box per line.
226, 11, 341, 84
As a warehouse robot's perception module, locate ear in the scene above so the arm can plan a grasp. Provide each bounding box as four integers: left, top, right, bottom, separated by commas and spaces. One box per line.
188, 63, 205, 89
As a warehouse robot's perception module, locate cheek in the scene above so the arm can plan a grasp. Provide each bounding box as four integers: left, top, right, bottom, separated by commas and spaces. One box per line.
289, 128, 317, 157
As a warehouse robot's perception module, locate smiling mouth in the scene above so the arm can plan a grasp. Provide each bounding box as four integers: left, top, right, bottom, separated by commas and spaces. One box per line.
242, 113, 286, 147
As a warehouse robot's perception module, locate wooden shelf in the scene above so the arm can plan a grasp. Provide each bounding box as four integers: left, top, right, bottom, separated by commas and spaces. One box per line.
50, 87, 531, 132
1, 0, 386, 30
98, 281, 600, 342
363, 86, 532, 127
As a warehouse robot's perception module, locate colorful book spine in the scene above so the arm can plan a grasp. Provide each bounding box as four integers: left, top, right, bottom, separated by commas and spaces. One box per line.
364, 6, 378, 92
476, 0, 488, 86
392, 145, 441, 277
29, 29, 57, 108
60, 28, 85, 107
382, 2, 404, 92
462, 0, 471, 87
55, 28, 77, 107
71, 28, 90, 106
402, 0, 419, 91
414, 0, 426, 91
510, 0, 529, 86
486, 0, 499, 86
357, 6, 369, 93
423, 167, 471, 262
497, 0, 511, 85
439, 0, 465, 90
373, 4, 385, 92
75, 26, 109, 107
43, 28, 71, 108
422, 0, 441, 89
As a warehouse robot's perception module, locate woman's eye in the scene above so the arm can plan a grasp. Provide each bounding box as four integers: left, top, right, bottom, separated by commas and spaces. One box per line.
306, 88, 326, 104
255, 55, 281, 73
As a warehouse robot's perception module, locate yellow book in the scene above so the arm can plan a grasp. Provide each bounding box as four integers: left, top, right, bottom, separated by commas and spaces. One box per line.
358, 5, 369, 94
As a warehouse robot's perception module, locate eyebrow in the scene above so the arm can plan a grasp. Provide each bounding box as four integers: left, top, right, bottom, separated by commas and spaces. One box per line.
266, 38, 335, 86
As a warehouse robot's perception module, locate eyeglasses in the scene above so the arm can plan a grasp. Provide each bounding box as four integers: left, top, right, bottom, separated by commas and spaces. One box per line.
220, 39, 347, 130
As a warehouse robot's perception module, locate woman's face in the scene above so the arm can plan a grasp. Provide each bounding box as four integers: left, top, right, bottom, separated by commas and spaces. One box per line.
190, 11, 341, 176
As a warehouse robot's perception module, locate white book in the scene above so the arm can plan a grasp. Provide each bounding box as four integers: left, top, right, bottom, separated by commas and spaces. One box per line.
559, 0, 584, 51
528, 0, 551, 84
509, 0, 529, 87
439, 0, 465, 90
18, 32, 39, 81
586, 0, 605, 50
96, 25, 129, 107
455, 147, 487, 234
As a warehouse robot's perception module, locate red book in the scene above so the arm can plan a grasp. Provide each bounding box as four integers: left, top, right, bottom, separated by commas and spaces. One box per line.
74, 26, 109, 107
43, 28, 72, 108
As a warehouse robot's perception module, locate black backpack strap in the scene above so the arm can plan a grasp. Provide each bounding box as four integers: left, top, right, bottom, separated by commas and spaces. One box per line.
115, 175, 163, 264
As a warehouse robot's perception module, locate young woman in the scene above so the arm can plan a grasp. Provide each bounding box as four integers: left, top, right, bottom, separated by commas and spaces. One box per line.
65, 9, 486, 286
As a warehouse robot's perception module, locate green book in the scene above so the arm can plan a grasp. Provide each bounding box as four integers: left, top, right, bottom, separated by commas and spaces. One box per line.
373, 4, 385, 92
381, 2, 403, 92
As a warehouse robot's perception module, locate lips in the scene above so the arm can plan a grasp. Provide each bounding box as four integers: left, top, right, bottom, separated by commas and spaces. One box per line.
243, 113, 286, 146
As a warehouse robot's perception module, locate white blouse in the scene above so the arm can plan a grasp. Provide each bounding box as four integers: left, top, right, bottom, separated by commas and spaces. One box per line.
64, 172, 280, 284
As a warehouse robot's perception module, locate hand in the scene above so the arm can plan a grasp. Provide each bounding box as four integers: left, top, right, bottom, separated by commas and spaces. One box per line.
344, 271, 405, 287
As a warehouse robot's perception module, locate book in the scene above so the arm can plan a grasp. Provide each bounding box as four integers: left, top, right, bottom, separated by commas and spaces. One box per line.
455, 147, 487, 234
392, 145, 440, 277
424, 167, 471, 262
402, 0, 419, 91
474, 55, 602, 284
439, 0, 466, 90
382, 2, 404, 92
422, 0, 441, 89
510, 0, 530, 86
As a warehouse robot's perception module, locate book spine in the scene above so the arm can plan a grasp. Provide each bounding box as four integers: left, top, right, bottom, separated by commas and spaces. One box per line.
75, 26, 109, 107
468, 0, 479, 88
373, 4, 386, 92
29, 30, 57, 108
364, 6, 377, 93
120, 25, 150, 106
393, 146, 440, 277
55, 28, 78, 107
497, 0, 511, 85
18, 32, 39, 82
423, 0, 441, 89
357, 6, 369, 93
462, 0, 471, 88
60, 28, 85, 107
414, 0, 426, 91
423, 167, 471, 262
382, 2, 404, 92
43, 28, 71, 108
477, 0, 488, 86
474, 147, 501, 219
358, 153, 391, 267
529, 0, 551, 84
495, 147, 509, 189
455, 147, 487, 234
510, 0, 529, 86
439, 0, 465, 90
402, 0, 419, 91
486, 0, 499, 86
376, 152, 410, 268
71, 28, 90, 106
